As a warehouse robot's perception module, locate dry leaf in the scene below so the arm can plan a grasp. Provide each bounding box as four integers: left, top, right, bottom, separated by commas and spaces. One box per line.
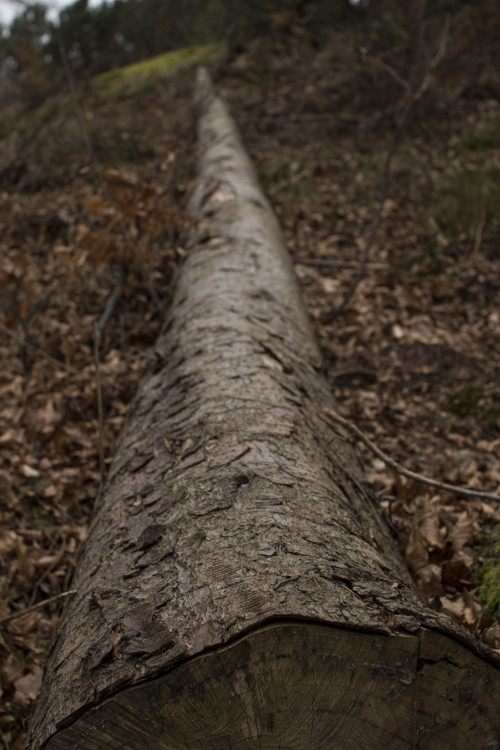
0, 530, 17, 556
13, 670, 42, 709
406, 498, 443, 575
392, 323, 404, 339
417, 564, 443, 597
440, 596, 466, 621
442, 553, 474, 588
448, 511, 474, 552
462, 591, 483, 627
483, 625, 500, 649
20, 464, 39, 478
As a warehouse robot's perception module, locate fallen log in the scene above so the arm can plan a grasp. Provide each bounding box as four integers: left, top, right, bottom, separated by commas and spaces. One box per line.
28, 69, 500, 750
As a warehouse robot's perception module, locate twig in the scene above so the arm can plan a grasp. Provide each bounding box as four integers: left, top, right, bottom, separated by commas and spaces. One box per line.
0, 590, 77, 627
293, 256, 386, 270
29, 530, 65, 606
269, 167, 310, 196
53, 36, 160, 492
0, 727, 9, 750
95, 262, 127, 338
93, 263, 127, 487
323, 408, 500, 503
0, 102, 58, 181
413, 14, 450, 102
363, 53, 411, 93
330, 15, 450, 320
57, 29, 93, 157
94, 330, 105, 487
330, 88, 412, 320
294, 257, 356, 269
472, 209, 486, 257
110, 209, 162, 311
57, 29, 161, 312
0, 320, 119, 391
254, 112, 359, 125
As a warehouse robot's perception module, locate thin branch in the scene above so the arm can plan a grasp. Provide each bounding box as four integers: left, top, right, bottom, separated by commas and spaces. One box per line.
0, 320, 119, 390
29, 530, 65, 607
329, 88, 413, 320
0, 102, 58, 180
56, 37, 160, 480
293, 257, 387, 270
111, 210, 162, 311
330, 14, 450, 320
414, 13, 450, 102
269, 167, 310, 196
94, 330, 105, 487
57, 29, 93, 157
93, 263, 127, 487
0, 590, 77, 627
472, 209, 486, 257
95, 262, 128, 338
323, 408, 500, 503
363, 53, 411, 93
57, 29, 161, 312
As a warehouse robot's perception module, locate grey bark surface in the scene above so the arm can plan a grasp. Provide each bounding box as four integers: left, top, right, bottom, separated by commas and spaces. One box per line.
28, 69, 500, 750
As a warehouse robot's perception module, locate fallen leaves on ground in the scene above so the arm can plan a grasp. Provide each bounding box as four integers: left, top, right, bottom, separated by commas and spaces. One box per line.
0, 31, 499, 747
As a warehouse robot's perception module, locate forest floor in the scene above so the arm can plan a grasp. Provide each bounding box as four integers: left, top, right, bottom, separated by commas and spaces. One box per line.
1, 28, 499, 747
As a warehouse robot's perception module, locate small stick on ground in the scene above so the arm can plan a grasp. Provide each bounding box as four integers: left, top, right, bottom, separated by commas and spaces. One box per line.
0, 321, 119, 390
293, 257, 386, 270
330, 14, 450, 319
0, 727, 9, 750
94, 263, 128, 487
0, 590, 77, 627
324, 408, 500, 503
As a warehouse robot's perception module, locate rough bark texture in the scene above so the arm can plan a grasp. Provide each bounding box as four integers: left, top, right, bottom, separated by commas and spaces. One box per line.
28, 69, 500, 750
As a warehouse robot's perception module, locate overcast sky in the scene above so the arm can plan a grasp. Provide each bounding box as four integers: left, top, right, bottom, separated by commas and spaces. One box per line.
0, 0, 102, 27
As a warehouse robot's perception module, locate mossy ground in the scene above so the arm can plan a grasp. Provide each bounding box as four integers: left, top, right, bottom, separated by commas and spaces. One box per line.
476, 526, 500, 624
92, 43, 226, 99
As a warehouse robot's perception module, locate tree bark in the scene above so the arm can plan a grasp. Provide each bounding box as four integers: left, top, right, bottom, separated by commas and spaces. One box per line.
28, 69, 500, 750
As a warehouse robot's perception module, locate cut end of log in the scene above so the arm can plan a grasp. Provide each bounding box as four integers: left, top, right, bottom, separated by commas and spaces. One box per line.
42, 621, 500, 749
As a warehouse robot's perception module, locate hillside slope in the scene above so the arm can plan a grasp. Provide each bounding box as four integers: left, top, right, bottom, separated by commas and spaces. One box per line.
0, 29, 499, 747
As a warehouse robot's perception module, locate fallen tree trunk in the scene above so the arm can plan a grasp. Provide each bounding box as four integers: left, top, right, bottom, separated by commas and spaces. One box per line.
28, 69, 500, 750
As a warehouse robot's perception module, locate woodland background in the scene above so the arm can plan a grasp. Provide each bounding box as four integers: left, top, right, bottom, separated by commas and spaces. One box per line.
0, 0, 499, 746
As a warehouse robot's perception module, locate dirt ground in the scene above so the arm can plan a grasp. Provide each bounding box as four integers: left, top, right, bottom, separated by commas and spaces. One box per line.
1, 29, 499, 747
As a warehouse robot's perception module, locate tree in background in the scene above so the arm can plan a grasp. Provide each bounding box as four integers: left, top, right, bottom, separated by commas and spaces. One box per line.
2, 0, 497, 111
44, 0, 133, 75
362, 0, 500, 94
1, 2, 54, 107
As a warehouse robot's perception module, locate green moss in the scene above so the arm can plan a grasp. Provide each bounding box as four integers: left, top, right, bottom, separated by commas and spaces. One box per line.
448, 383, 484, 417
419, 123, 500, 259
476, 525, 500, 621
92, 43, 226, 100
479, 403, 500, 432
392, 244, 445, 282
250, 65, 273, 89
438, 163, 500, 244
258, 151, 305, 195
0, 43, 224, 145
461, 117, 500, 152
447, 384, 500, 432
0, 96, 71, 143
14, 649, 26, 665
479, 563, 500, 618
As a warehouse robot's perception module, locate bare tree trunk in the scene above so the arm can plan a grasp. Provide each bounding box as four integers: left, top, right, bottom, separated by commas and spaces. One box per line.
27, 69, 500, 750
